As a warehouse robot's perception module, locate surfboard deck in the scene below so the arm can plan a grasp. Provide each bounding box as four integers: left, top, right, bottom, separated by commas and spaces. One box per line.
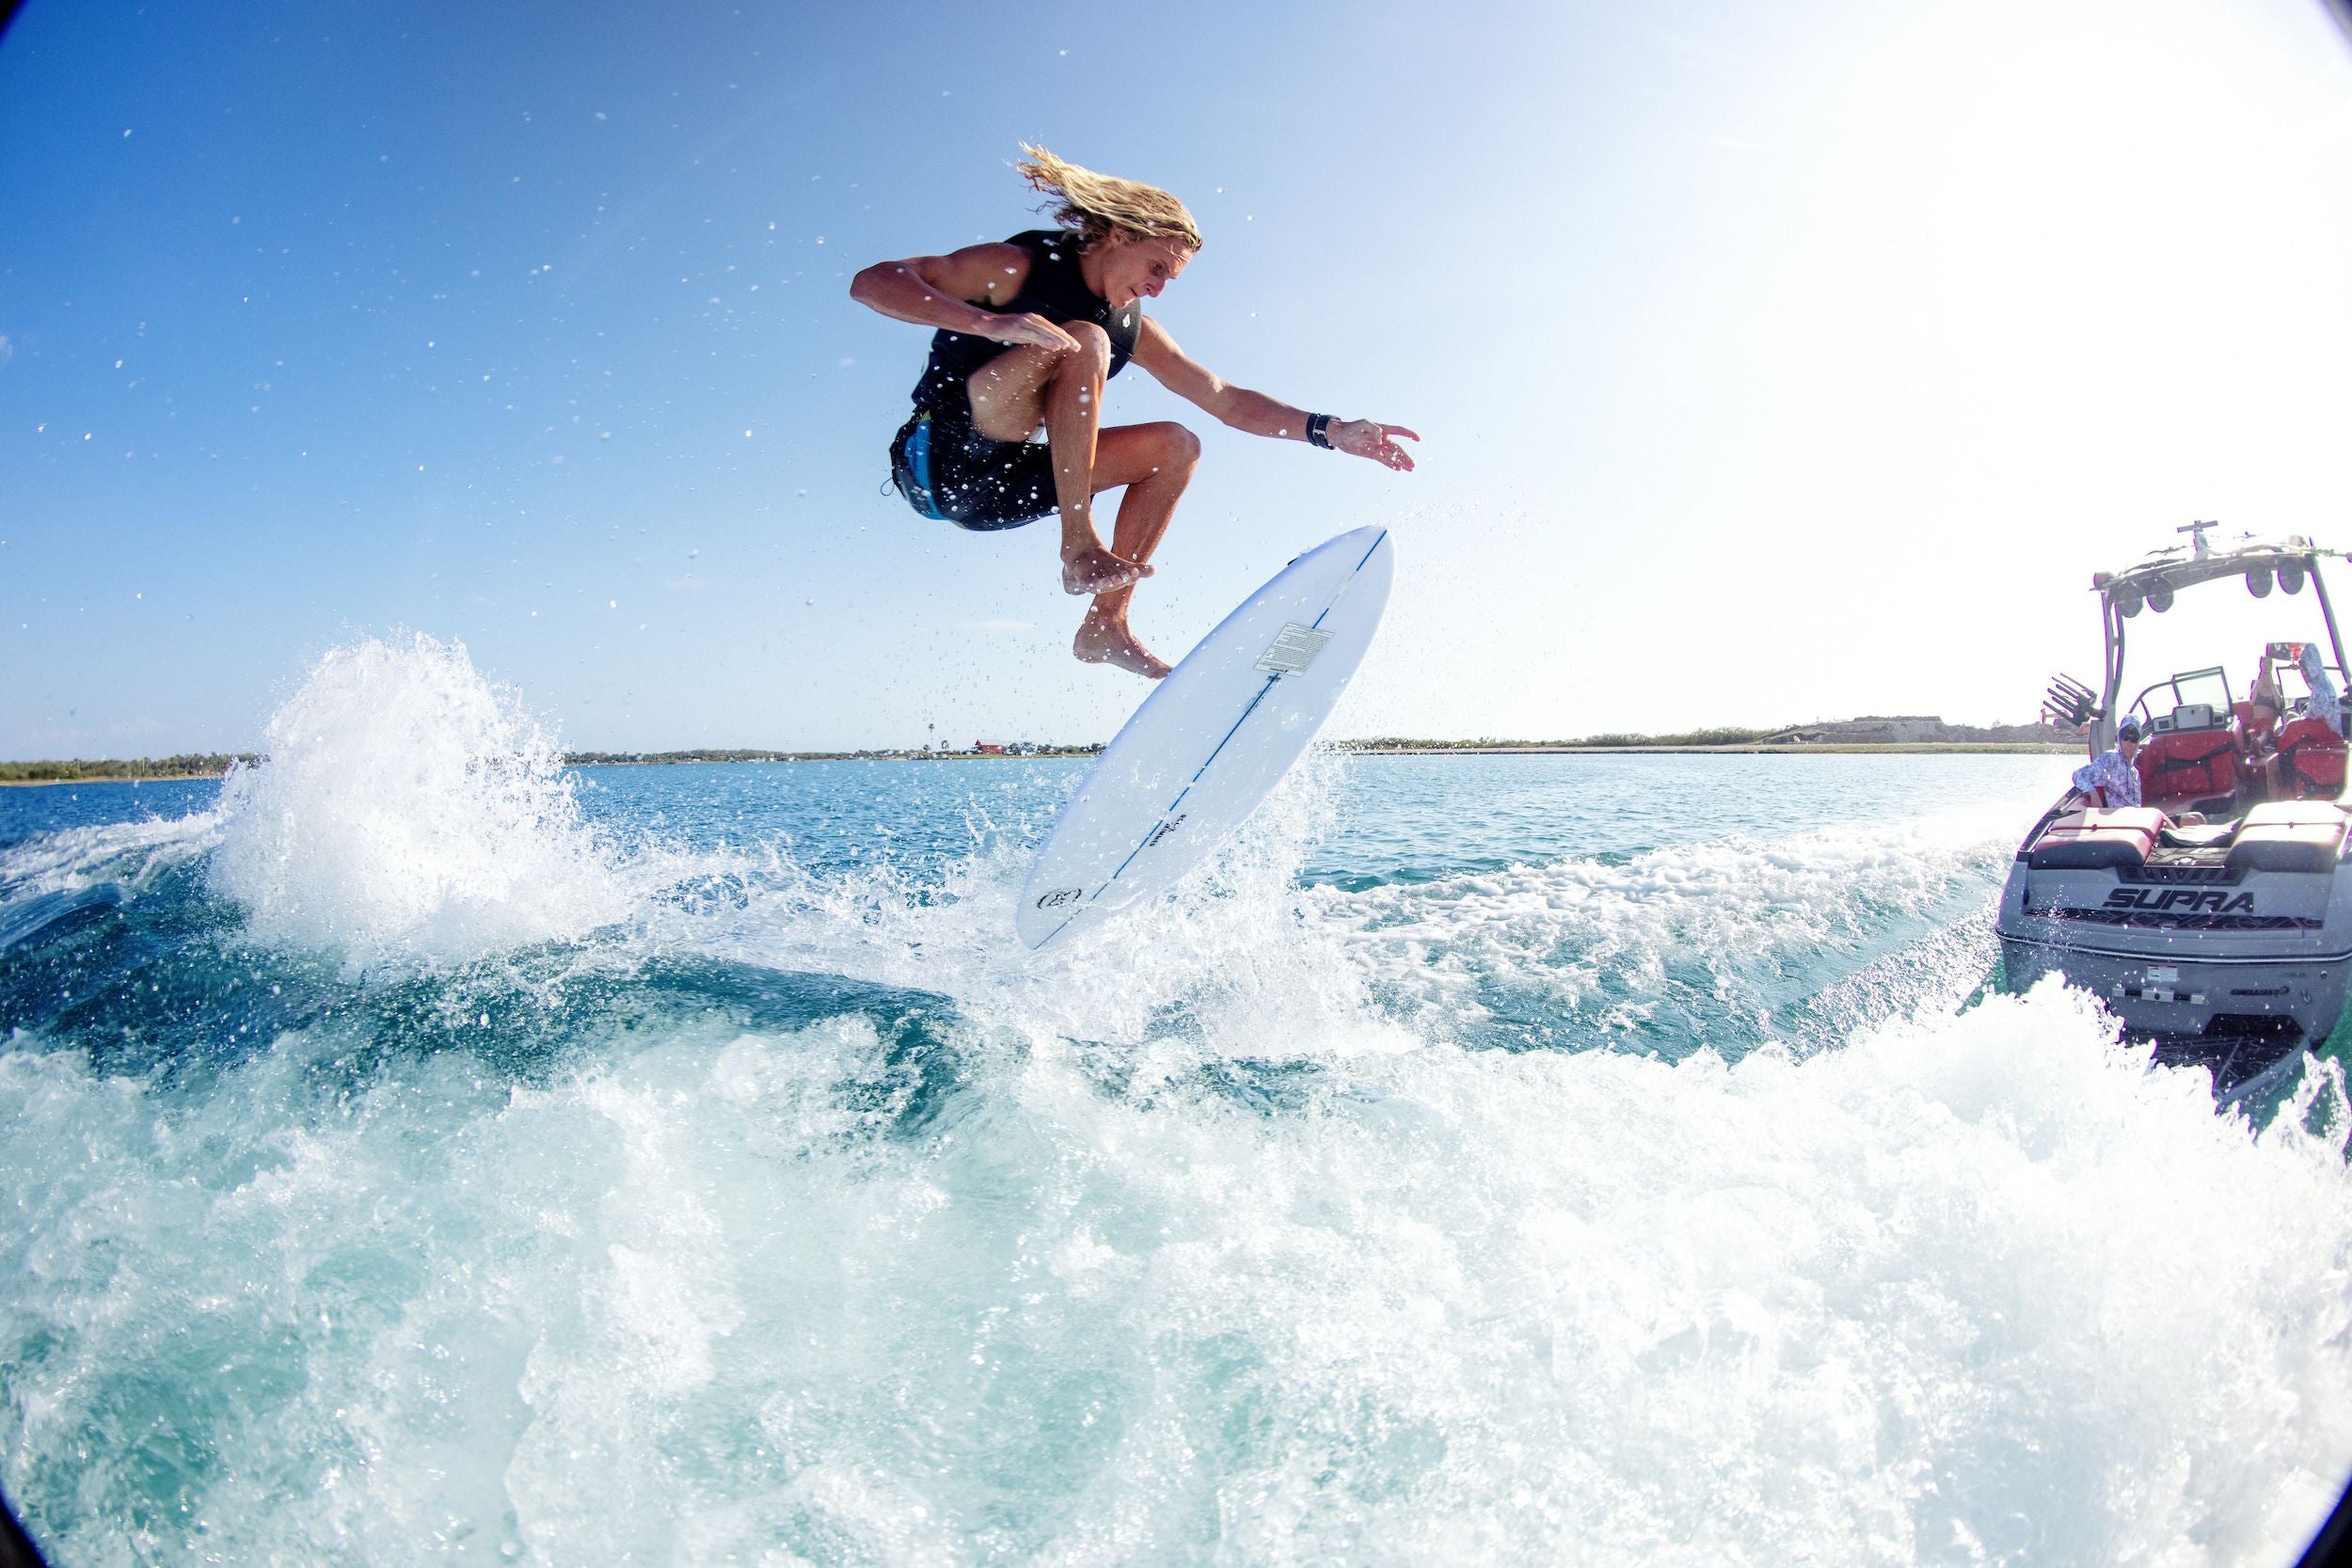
1016, 526, 1394, 949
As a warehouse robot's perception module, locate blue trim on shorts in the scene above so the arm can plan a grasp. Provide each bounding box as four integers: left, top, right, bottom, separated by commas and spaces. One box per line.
906, 414, 945, 520
888, 405, 1056, 530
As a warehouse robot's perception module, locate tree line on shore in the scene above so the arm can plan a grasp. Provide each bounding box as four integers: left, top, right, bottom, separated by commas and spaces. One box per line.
1349, 727, 1781, 751
0, 753, 259, 784
0, 747, 1102, 782
4, 720, 2072, 784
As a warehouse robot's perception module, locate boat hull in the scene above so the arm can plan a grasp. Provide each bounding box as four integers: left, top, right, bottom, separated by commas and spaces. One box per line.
1993, 797, 2352, 1087
1995, 929, 2350, 1042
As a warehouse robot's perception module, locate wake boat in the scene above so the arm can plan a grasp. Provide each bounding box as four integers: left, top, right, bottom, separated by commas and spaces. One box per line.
1995, 523, 2352, 1095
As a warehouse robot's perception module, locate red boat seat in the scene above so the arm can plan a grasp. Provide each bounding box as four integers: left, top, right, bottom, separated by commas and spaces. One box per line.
2028, 807, 2163, 872
2227, 800, 2348, 873
2134, 728, 2237, 808
2273, 717, 2347, 800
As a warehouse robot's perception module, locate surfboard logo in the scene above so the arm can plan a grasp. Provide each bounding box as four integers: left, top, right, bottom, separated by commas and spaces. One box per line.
1143, 814, 1186, 848
1033, 887, 1086, 911
1255, 623, 1333, 675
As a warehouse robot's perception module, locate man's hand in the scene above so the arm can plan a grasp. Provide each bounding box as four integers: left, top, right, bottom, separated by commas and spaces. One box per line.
991, 313, 1081, 353
1331, 419, 1421, 471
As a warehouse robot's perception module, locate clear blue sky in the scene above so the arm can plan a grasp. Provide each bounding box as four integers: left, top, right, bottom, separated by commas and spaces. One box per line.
6, 0, 2351, 755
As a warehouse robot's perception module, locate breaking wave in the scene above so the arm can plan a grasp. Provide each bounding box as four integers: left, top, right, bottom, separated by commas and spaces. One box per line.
1, 637, 2346, 1566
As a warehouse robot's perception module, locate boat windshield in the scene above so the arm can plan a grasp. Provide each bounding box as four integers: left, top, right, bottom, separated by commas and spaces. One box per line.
2125, 666, 2233, 729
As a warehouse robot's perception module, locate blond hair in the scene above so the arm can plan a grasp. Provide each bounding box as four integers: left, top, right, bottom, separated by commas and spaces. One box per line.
1013, 144, 1202, 251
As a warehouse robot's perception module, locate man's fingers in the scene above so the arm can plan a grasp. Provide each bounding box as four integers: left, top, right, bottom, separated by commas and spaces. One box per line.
1384, 426, 1422, 443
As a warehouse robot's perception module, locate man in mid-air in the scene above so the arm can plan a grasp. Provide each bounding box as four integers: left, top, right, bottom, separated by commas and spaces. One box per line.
850, 146, 1418, 678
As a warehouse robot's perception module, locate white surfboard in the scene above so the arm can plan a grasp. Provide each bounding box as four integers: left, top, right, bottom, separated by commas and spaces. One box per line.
1016, 526, 1395, 949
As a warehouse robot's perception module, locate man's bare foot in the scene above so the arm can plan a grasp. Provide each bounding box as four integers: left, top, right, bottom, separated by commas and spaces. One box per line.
1061, 546, 1152, 596
1074, 608, 1172, 678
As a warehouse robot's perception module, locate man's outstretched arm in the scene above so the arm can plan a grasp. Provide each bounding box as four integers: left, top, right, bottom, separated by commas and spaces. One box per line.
1131, 318, 1420, 471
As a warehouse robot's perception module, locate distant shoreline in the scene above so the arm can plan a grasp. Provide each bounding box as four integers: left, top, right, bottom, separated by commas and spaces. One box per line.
0, 772, 231, 788
564, 744, 2082, 767
1341, 743, 2078, 757
0, 740, 2080, 786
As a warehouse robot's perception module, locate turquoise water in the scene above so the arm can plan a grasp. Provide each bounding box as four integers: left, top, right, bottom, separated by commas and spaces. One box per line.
3, 636, 2349, 1566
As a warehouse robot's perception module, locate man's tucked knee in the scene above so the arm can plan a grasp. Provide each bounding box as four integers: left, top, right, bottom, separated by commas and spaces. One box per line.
1057, 321, 1112, 374
1158, 422, 1202, 468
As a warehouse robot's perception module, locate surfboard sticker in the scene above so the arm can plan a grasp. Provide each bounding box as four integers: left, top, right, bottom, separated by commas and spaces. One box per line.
1255, 623, 1334, 675
1015, 526, 1394, 950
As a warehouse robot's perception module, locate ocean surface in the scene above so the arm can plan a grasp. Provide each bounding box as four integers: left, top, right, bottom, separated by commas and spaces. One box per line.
2, 637, 2349, 1567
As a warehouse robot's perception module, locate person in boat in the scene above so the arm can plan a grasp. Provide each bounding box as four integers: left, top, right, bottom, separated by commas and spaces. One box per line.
2071, 717, 2146, 810
850, 146, 1421, 678
2249, 656, 2285, 723
2242, 662, 2286, 798
2296, 642, 2344, 734
2071, 718, 2208, 825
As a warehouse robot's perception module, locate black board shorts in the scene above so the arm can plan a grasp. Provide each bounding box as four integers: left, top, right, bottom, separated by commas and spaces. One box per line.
888, 408, 1057, 531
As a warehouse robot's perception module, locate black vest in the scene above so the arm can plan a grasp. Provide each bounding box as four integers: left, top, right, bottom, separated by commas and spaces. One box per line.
908, 230, 1141, 414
